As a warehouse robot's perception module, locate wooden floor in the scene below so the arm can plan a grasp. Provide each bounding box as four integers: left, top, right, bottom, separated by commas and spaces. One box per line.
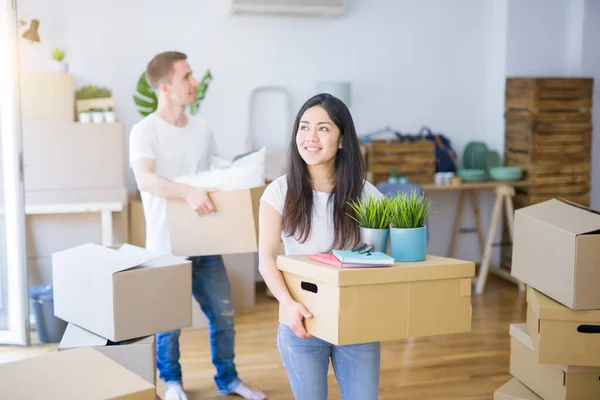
0, 275, 526, 400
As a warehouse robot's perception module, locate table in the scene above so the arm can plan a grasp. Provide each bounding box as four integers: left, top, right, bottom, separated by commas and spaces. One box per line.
422, 181, 529, 294
0, 202, 125, 246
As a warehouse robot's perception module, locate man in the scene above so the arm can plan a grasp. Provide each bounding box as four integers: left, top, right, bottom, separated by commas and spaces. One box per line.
129, 51, 266, 400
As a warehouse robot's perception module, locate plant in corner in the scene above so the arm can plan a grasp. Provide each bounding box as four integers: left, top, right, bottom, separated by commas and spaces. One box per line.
388, 190, 434, 262
347, 195, 391, 253
133, 69, 212, 117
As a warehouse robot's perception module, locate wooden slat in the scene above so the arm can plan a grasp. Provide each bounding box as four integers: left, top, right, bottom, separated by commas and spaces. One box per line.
368, 154, 436, 165
515, 192, 590, 207
506, 77, 594, 89
537, 89, 594, 99
368, 140, 434, 153
505, 110, 592, 122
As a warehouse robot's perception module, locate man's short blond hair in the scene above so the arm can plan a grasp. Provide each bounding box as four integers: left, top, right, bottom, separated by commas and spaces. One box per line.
145, 51, 187, 90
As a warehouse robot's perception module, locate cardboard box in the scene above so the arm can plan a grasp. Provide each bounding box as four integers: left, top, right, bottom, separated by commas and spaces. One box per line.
511, 199, 600, 310
59, 323, 156, 384
526, 286, 600, 367
53, 243, 192, 342
167, 186, 265, 257
277, 254, 474, 345
20, 72, 75, 123
494, 378, 542, 400
0, 347, 155, 399
510, 323, 600, 400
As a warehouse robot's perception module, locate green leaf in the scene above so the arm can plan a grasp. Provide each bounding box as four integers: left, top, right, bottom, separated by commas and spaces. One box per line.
133, 72, 157, 116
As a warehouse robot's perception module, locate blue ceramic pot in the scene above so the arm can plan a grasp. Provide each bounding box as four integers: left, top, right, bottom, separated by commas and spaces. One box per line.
390, 226, 427, 262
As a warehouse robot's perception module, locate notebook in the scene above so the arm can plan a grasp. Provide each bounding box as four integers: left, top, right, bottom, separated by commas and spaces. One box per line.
309, 253, 389, 268
332, 249, 395, 265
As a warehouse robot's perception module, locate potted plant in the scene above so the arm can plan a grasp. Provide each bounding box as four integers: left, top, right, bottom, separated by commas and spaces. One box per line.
104, 106, 116, 123
347, 195, 391, 253
91, 108, 104, 123
78, 109, 91, 124
51, 45, 67, 73
75, 85, 113, 116
388, 190, 434, 262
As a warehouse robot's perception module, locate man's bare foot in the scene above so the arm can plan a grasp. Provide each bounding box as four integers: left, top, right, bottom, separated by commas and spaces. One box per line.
232, 382, 267, 400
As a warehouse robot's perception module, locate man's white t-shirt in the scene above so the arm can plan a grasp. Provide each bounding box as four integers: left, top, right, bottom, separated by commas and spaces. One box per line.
260, 175, 384, 255
129, 113, 216, 254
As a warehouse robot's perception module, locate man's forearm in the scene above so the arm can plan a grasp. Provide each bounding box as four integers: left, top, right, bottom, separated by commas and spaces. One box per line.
138, 172, 191, 200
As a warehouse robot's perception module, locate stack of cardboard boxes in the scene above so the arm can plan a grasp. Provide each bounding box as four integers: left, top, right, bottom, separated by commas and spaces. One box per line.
494, 199, 600, 400
1, 243, 193, 399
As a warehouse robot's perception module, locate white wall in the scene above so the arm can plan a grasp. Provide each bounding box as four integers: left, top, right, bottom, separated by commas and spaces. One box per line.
583, 0, 600, 209
506, 0, 573, 76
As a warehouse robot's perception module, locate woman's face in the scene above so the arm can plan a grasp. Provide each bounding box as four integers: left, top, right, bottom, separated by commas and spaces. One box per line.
296, 105, 342, 167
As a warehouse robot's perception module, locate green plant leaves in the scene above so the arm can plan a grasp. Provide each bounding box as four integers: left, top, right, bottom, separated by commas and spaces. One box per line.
133, 72, 158, 117
346, 196, 391, 229
388, 190, 434, 229
346, 190, 435, 230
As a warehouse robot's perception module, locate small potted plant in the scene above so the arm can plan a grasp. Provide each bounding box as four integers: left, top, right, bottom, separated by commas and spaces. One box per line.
51, 45, 67, 73
347, 195, 391, 253
388, 190, 434, 262
91, 108, 104, 123
104, 106, 116, 123
78, 109, 91, 124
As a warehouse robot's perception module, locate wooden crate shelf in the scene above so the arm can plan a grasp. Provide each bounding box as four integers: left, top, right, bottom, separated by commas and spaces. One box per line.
505, 120, 592, 162
365, 140, 435, 185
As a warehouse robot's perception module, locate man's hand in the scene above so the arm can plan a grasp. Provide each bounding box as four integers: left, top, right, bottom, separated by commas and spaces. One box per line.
185, 187, 219, 215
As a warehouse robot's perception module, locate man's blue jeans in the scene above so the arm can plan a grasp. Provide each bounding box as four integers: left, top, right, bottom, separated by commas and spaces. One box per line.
155, 255, 241, 395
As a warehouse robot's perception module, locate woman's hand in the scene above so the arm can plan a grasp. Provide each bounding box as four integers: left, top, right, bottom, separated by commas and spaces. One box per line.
280, 299, 313, 339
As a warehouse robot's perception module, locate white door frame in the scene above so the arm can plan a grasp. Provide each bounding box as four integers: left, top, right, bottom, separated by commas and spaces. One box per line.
0, 0, 30, 346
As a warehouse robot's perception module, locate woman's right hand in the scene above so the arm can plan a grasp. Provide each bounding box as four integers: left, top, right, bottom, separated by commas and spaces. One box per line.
280, 299, 313, 339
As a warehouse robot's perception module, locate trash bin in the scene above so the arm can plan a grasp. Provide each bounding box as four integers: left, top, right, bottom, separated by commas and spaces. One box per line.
29, 284, 67, 343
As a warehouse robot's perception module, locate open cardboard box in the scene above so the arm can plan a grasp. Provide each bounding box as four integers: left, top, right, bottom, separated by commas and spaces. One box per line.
277, 254, 474, 345
526, 286, 600, 367
0, 347, 155, 399
511, 199, 600, 310
59, 323, 156, 385
166, 186, 265, 257
510, 323, 600, 400
53, 243, 191, 342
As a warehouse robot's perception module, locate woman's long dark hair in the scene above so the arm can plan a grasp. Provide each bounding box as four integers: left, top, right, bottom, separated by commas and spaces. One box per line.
282, 93, 366, 252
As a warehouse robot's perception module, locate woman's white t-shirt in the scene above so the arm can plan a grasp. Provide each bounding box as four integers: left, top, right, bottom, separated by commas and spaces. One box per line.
260, 175, 384, 255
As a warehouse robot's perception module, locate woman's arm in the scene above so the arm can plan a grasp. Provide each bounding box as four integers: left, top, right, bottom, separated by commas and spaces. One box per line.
258, 200, 312, 338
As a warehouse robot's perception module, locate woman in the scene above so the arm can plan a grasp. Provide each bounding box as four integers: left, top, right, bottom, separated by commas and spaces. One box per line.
258, 93, 383, 399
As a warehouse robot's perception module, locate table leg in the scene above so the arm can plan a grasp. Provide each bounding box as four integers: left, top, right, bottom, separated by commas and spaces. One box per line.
469, 190, 485, 258
475, 190, 504, 295
448, 190, 466, 258
503, 191, 525, 292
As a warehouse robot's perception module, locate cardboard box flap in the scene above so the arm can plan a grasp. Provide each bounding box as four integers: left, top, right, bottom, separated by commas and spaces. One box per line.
509, 323, 534, 351
59, 323, 108, 349
517, 199, 600, 235
527, 286, 600, 322
56, 243, 154, 274
142, 254, 190, 269
494, 378, 542, 400
0, 347, 155, 399
277, 254, 474, 286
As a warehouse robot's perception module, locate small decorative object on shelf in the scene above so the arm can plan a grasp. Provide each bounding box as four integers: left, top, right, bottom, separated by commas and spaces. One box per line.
51, 45, 67, 73
78, 109, 91, 124
104, 106, 116, 123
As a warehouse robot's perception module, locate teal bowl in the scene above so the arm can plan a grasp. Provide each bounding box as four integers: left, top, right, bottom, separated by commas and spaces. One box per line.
489, 167, 523, 182
457, 169, 487, 182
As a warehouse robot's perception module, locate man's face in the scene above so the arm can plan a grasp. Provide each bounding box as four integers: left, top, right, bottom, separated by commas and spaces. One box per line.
161, 60, 199, 106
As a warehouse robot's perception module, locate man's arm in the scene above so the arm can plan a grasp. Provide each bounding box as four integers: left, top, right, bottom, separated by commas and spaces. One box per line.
132, 158, 216, 214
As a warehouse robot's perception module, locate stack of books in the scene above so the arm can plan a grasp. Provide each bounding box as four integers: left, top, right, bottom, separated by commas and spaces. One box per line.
310, 249, 395, 268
